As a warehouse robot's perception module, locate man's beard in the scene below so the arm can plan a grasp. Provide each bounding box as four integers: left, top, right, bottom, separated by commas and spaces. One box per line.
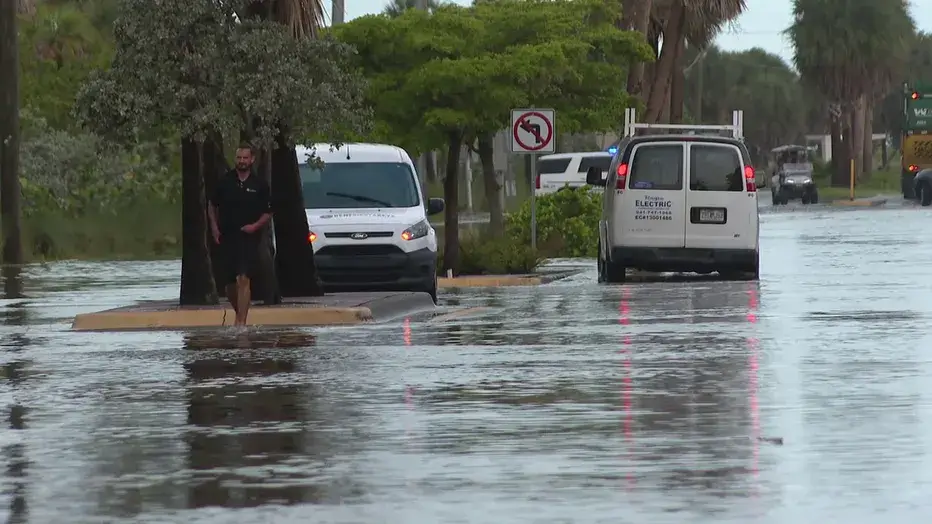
236, 163, 250, 172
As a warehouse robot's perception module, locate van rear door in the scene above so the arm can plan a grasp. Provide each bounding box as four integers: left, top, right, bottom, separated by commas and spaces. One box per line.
684, 143, 756, 250
615, 143, 686, 248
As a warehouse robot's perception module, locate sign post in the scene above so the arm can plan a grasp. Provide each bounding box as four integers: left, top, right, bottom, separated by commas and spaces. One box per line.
511, 108, 555, 250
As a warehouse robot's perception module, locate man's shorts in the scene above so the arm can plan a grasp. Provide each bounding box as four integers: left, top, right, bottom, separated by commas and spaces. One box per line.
220, 231, 259, 286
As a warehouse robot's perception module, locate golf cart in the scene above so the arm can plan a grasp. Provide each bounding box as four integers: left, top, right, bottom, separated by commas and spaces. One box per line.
770, 145, 819, 205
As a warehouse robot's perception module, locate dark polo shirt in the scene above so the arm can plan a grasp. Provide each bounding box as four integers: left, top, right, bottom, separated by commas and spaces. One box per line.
210, 170, 271, 235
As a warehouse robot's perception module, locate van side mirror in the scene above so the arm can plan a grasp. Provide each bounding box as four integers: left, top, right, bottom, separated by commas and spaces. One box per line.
586, 166, 606, 186
427, 197, 445, 215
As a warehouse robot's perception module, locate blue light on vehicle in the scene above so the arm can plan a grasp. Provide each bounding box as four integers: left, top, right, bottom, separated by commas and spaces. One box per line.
608, 146, 618, 155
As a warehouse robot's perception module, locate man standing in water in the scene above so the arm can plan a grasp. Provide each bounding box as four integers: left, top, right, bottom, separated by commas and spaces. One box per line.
208, 144, 272, 326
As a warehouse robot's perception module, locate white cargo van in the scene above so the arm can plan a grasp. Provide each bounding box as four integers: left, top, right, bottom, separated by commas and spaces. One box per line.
585, 110, 760, 282
297, 143, 445, 301
535, 151, 612, 195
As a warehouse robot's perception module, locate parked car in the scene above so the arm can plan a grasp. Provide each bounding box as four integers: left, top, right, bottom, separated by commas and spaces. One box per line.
297, 143, 445, 302
535, 151, 612, 195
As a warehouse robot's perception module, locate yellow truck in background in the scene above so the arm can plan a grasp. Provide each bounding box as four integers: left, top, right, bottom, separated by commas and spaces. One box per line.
903, 87, 932, 202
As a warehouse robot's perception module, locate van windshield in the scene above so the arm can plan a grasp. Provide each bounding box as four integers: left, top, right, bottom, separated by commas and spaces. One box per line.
300, 162, 421, 209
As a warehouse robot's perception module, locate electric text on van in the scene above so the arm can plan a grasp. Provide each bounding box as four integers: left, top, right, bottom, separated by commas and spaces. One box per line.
586, 110, 760, 282
297, 143, 445, 301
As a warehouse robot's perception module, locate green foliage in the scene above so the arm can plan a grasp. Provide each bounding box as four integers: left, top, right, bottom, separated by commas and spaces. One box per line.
441, 234, 543, 275
74, 0, 370, 146
18, 2, 112, 129
332, 0, 652, 155
506, 187, 602, 258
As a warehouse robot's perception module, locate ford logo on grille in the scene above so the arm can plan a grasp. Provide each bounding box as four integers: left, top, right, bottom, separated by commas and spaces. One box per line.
350, 232, 368, 240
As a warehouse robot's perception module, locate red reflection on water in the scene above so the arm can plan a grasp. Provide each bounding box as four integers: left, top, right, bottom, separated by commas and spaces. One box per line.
747, 285, 760, 489
404, 317, 414, 407
620, 288, 635, 490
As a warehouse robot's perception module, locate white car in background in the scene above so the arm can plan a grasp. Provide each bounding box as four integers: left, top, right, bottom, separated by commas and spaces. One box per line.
296, 143, 445, 302
534, 151, 612, 195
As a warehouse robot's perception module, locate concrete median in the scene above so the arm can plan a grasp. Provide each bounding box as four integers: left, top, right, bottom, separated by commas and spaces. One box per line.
71, 291, 436, 331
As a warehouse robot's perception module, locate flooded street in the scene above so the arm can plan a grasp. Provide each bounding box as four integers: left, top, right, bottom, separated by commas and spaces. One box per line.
3, 202, 932, 522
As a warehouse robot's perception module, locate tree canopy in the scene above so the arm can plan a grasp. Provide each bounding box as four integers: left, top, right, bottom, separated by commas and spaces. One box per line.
332, 0, 652, 155
74, 0, 369, 146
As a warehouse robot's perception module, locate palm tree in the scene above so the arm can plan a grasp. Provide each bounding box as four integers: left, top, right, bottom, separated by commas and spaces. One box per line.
787, 0, 913, 186
642, 0, 747, 124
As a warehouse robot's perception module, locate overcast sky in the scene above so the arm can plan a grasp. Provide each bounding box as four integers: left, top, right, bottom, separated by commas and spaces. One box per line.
333, 0, 932, 64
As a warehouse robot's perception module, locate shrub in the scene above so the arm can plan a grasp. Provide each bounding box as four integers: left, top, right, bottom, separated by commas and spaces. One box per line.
439, 234, 543, 276
505, 187, 601, 258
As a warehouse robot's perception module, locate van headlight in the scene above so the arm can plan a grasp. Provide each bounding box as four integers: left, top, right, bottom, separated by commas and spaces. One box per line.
400, 219, 430, 241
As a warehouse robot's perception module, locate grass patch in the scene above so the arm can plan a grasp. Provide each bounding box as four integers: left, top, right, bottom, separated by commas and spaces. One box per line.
21, 200, 181, 261
813, 166, 901, 201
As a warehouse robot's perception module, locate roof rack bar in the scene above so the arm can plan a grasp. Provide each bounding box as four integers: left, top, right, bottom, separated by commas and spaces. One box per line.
622, 107, 744, 140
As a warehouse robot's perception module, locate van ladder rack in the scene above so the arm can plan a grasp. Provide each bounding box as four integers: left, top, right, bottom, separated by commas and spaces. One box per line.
623, 108, 744, 140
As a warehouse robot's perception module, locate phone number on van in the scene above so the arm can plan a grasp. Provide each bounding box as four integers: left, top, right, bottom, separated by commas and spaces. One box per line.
634, 196, 673, 220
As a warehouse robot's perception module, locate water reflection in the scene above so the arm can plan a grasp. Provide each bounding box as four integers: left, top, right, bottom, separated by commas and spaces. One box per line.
1, 266, 23, 300
623, 282, 761, 500
183, 330, 317, 508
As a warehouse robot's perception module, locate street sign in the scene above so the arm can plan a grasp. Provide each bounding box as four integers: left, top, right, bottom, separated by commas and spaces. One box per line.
511, 108, 555, 154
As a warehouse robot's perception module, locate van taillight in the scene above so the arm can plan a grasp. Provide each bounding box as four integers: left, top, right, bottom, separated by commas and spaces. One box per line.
615, 163, 628, 190
535, 174, 540, 189
909, 164, 919, 172
744, 165, 756, 192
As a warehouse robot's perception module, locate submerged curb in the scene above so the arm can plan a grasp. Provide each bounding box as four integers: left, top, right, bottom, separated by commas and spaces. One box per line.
829, 197, 888, 207
438, 270, 577, 288
71, 291, 435, 332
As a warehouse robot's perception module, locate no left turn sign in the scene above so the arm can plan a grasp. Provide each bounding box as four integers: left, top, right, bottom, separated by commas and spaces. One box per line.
511, 108, 555, 154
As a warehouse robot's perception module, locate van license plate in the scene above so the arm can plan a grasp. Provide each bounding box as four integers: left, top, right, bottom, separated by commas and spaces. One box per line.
697, 208, 725, 223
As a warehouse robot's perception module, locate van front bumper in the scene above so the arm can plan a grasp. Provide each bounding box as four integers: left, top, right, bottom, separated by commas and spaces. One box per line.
610, 247, 757, 273
313, 244, 436, 291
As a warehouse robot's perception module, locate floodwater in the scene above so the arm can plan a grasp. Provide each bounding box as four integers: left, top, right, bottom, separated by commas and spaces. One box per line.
3, 201, 932, 522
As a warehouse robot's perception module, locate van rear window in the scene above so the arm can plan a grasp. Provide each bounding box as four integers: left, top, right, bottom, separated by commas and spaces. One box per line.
690, 145, 743, 192
628, 145, 683, 190
537, 158, 571, 174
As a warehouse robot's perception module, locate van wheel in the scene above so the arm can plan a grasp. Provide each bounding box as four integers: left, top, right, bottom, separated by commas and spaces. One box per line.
603, 259, 626, 284
920, 182, 932, 206
424, 273, 438, 303
809, 188, 819, 204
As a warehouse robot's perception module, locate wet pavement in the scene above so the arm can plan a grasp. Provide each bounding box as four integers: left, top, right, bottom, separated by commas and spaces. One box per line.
2, 202, 932, 522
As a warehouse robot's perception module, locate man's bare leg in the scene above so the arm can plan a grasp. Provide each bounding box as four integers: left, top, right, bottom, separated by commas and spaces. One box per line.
225, 283, 239, 320
235, 274, 251, 326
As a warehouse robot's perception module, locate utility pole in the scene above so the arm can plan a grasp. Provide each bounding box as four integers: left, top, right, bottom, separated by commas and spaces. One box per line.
0, 0, 24, 265
331, 0, 344, 25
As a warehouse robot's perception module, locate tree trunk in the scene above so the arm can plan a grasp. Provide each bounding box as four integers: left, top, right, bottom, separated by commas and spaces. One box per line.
477, 133, 504, 237
201, 133, 229, 299
850, 97, 865, 183
442, 132, 462, 274
426, 151, 437, 183
862, 97, 874, 180
830, 113, 847, 187
269, 131, 322, 297
180, 138, 218, 306
669, 37, 686, 123
623, 0, 654, 97
252, 144, 281, 305
644, 2, 685, 124
0, 1, 23, 266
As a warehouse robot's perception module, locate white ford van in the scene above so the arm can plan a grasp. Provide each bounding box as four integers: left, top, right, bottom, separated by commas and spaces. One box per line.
297, 143, 445, 301
535, 151, 612, 195
586, 134, 760, 282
